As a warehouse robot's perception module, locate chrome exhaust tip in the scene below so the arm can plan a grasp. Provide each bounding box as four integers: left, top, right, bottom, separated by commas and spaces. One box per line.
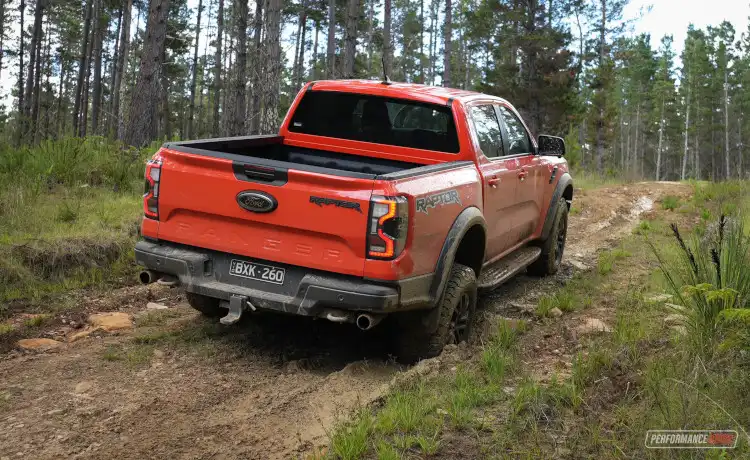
139, 270, 162, 285
355, 313, 383, 331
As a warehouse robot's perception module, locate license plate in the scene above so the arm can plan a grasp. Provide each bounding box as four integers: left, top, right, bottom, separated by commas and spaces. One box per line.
229, 259, 285, 285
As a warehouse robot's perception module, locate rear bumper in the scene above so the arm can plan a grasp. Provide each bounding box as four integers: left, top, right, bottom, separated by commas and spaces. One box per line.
135, 240, 416, 316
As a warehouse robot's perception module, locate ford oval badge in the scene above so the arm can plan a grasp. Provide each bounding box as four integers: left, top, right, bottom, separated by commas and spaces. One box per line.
236, 190, 277, 213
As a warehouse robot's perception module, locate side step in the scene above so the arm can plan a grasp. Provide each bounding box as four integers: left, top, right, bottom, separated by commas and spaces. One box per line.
477, 246, 542, 293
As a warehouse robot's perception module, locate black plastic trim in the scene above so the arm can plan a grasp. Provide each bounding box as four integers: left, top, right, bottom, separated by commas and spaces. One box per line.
166, 142, 380, 180
541, 172, 573, 240
134, 240, 403, 315
232, 162, 289, 186
429, 207, 487, 302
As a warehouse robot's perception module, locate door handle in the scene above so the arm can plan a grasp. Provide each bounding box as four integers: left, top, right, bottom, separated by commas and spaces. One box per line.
518, 169, 528, 181
487, 176, 500, 188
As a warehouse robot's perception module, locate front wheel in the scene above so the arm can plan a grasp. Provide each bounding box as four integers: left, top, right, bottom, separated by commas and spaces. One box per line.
528, 197, 569, 276
393, 264, 477, 364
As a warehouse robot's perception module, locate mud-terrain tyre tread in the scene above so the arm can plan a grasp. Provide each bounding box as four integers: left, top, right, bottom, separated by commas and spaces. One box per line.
394, 264, 477, 364
528, 197, 568, 276
186, 293, 227, 317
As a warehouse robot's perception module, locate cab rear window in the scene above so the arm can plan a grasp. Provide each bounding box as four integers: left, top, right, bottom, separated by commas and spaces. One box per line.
288, 91, 460, 153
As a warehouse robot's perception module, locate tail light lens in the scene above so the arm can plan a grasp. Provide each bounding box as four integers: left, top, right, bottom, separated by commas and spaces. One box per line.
143, 154, 162, 220
367, 196, 408, 259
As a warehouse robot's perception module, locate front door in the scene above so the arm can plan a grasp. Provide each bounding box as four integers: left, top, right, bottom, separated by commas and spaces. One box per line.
467, 104, 522, 261
497, 105, 543, 243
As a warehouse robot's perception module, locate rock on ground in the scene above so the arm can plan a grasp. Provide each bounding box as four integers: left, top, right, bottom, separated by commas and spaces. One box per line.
88, 312, 133, 331
577, 318, 611, 334
17, 338, 64, 351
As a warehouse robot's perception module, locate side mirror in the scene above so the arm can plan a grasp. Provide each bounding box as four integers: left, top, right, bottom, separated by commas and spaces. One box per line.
538, 135, 565, 157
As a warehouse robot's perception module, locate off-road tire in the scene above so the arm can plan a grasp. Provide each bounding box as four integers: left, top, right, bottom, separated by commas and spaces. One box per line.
528, 197, 569, 276
186, 292, 227, 318
393, 264, 477, 364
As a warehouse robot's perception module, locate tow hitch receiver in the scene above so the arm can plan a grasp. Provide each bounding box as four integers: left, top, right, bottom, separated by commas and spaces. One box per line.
220, 294, 252, 325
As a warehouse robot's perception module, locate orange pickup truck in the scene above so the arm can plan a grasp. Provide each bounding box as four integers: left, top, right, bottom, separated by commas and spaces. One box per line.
135, 80, 572, 363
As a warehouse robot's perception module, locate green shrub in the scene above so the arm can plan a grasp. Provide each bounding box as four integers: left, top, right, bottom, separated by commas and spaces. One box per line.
661, 195, 680, 211
652, 216, 750, 356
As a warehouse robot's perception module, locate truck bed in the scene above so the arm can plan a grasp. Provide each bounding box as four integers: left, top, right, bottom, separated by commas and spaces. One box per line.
165, 135, 426, 178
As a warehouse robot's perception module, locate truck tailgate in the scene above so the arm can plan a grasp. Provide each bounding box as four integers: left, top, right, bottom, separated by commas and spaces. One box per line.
156, 148, 374, 277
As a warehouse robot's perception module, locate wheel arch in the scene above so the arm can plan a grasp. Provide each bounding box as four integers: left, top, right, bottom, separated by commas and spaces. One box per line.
541, 173, 573, 241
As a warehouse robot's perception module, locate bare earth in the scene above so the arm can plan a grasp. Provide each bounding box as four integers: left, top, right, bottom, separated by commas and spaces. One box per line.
0, 182, 691, 459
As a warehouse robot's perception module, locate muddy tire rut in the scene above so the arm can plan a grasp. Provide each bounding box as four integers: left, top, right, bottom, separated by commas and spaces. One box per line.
0, 182, 690, 459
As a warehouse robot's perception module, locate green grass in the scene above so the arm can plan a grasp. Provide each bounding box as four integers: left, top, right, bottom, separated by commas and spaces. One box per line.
661, 195, 681, 210
0, 322, 15, 335
326, 180, 750, 458
23, 314, 50, 328
0, 137, 157, 309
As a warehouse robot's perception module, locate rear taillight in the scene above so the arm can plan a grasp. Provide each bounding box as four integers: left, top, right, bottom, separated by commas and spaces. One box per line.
143, 155, 162, 220
367, 196, 408, 259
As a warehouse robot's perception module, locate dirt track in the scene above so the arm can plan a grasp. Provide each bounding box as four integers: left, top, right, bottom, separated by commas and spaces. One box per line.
0, 182, 691, 459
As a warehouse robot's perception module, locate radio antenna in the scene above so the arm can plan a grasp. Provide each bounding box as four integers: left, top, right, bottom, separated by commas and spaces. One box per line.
381, 56, 392, 85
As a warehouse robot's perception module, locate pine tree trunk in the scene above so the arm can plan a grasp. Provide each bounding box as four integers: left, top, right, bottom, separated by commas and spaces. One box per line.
443, 0, 452, 87
16, 0, 24, 145
56, 55, 66, 136
295, 1, 308, 89
429, 0, 436, 84
326, 0, 335, 78
114, 0, 132, 140
79, 0, 96, 138
738, 114, 743, 178
724, 76, 730, 180
0, 0, 5, 82
107, 6, 122, 136
33, 18, 47, 142
123, 0, 171, 148
292, 12, 302, 86
91, 0, 104, 135
212, 0, 224, 136
187, 0, 203, 139
226, 0, 247, 136
312, 20, 320, 79
419, 0, 425, 83
249, 0, 263, 134
260, 0, 281, 134
681, 88, 690, 180
367, 0, 374, 76
22, 0, 44, 142
384, 0, 392, 78
343, 0, 357, 78
73, 0, 93, 137
656, 97, 664, 180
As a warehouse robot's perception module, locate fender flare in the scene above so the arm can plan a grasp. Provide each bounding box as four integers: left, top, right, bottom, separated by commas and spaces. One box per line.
540, 172, 573, 241
420, 207, 487, 332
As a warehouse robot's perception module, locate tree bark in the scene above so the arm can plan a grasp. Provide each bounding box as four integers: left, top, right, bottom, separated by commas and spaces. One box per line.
73, 0, 93, 137
681, 85, 690, 180
443, 0, 452, 87
91, 0, 104, 134
383, 0, 392, 78
0, 0, 5, 83
114, 0, 132, 140
212, 0, 224, 136
260, 0, 281, 134
419, 0, 425, 83
22, 0, 44, 141
656, 97, 664, 180
225, 0, 248, 136
249, 0, 263, 134
326, 0, 335, 78
295, 0, 308, 89
123, 0, 171, 148
724, 75, 730, 180
187, 0, 203, 139
343, 0, 358, 78
312, 19, 320, 79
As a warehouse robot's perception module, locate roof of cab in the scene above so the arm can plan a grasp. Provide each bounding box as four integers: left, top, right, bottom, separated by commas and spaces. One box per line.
306, 80, 505, 106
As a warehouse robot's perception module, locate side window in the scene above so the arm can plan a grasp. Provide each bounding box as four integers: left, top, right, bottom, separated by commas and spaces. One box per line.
469, 105, 503, 158
498, 106, 532, 155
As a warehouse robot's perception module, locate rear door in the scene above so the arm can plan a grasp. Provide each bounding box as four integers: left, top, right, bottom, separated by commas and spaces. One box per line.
497, 105, 543, 243
468, 104, 521, 261
156, 149, 375, 277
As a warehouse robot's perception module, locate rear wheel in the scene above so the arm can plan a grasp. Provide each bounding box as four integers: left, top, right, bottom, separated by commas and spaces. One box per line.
393, 264, 477, 364
186, 292, 227, 318
528, 197, 569, 276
